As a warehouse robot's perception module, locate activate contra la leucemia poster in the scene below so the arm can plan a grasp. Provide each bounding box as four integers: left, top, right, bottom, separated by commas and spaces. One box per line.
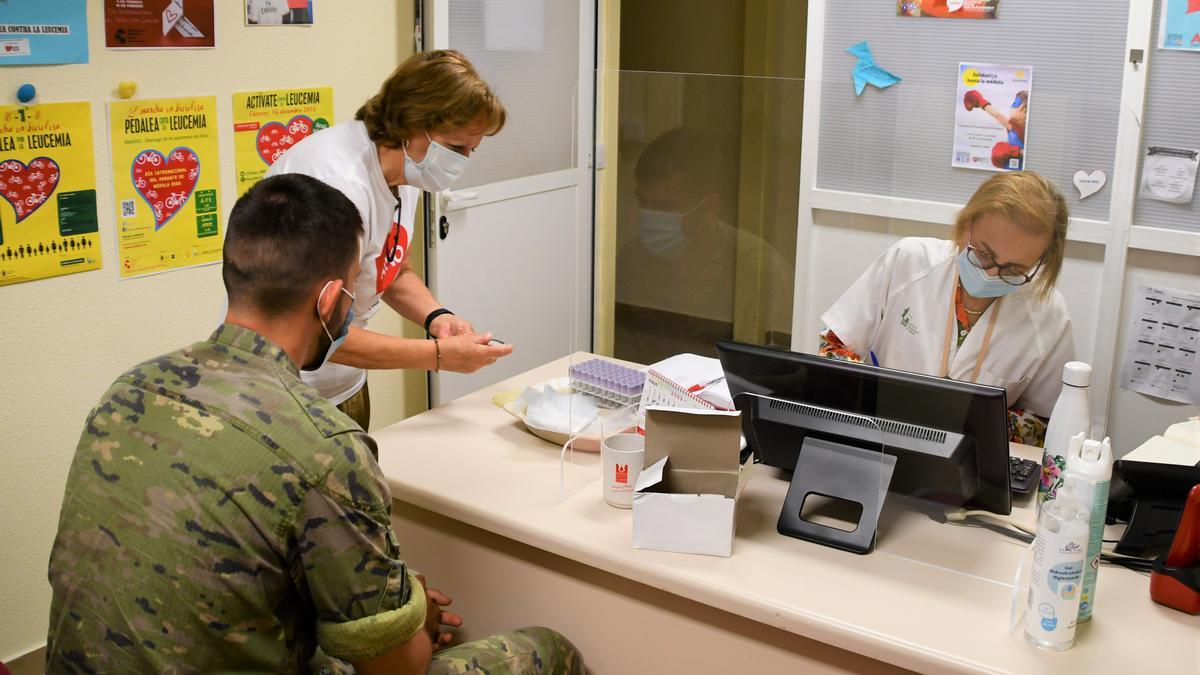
232, 87, 332, 196
0, 102, 102, 286
953, 63, 1033, 172
110, 96, 222, 279
1159, 0, 1200, 51
0, 0, 89, 65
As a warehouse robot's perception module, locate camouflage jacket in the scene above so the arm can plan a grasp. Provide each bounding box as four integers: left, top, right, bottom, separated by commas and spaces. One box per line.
47, 323, 426, 673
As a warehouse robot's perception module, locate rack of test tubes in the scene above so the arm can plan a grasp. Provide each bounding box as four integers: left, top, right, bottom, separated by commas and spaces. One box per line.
568, 358, 645, 408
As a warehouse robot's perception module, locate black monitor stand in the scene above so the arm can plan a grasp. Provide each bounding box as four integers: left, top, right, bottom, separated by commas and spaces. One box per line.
777, 436, 897, 554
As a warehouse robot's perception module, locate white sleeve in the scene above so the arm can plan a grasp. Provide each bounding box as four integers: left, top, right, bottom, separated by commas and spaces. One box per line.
1016, 316, 1075, 417
819, 245, 898, 359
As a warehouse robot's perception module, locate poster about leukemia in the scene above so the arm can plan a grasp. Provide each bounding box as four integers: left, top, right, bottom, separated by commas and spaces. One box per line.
0, 102, 102, 286
232, 87, 332, 196
110, 96, 222, 279
953, 63, 1032, 172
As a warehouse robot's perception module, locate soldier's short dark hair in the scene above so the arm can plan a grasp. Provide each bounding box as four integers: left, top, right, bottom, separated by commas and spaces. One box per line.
222, 174, 361, 317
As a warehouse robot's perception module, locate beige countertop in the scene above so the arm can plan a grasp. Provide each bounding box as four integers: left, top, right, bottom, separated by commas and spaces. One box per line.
374, 354, 1200, 674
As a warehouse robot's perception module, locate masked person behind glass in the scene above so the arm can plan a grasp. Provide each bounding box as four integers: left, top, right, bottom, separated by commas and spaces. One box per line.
819, 171, 1075, 447
47, 174, 583, 674
615, 127, 793, 363
264, 49, 514, 430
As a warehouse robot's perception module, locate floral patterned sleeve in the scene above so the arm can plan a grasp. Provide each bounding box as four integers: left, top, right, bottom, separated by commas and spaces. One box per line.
818, 330, 864, 363
1007, 407, 1049, 447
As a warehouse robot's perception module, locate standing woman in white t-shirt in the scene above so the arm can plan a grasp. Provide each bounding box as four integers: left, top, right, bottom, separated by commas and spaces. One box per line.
818, 171, 1075, 447
266, 50, 513, 429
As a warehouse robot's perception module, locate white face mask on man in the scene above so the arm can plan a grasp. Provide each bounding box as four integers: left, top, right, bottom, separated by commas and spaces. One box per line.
403, 131, 470, 192
637, 201, 703, 258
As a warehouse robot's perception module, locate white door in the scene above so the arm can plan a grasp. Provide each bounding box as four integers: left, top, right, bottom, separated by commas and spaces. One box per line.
425, 0, 595, 405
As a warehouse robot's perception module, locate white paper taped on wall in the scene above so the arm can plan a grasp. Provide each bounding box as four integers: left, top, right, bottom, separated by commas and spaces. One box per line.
1120, 284, 1200, 404
1139, 146, 1199, 204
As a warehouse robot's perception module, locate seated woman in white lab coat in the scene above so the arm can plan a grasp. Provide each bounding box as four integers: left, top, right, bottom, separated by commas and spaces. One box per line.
819, 171, 1074, 447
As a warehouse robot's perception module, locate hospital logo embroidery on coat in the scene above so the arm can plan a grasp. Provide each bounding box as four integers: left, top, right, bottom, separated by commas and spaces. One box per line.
374, 209, 408, 293
901, 307, 919, 335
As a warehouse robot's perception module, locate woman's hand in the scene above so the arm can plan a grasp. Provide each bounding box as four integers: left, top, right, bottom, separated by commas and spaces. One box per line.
437, 333, 513, 373
429, 313, 475, 338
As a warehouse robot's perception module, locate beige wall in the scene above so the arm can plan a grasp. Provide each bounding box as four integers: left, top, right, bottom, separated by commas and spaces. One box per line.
0, 2, 417, 661
594, 0, 621, 356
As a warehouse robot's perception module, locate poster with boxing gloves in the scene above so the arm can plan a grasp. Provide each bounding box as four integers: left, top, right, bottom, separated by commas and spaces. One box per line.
0, 102, 101, 286
110, 96, 222, 279
231, 87, 332, 196
952, 63, 1032, 172
897, 0, 999, 19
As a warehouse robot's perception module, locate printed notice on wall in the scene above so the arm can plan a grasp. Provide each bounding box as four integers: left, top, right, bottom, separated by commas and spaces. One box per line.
0, 0, 89, 65
110, 96, 222, 279
1159, 0, 1200, 51
0, 102, 101, 286
105, 0, 215, 49
232, 87, 332, 196
953, 63, 1032, 172
898, 0, 999, 19
1140, 146, 1199, 204
1121, 284, 1200, 405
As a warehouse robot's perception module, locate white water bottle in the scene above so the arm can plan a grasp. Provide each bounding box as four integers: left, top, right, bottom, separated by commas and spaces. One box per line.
1038, 362, 1092, 510
1025, 477, 1090, 651
1065, 437, 1113, 622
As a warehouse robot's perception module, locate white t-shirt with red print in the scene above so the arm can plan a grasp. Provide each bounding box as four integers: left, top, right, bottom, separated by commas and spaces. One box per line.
266, 120, 420, 405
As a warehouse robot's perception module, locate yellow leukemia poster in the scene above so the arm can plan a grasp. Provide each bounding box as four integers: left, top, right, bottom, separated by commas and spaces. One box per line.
110, 96, 222, 279
232, 87, 333, 196
0, 102, 101, 286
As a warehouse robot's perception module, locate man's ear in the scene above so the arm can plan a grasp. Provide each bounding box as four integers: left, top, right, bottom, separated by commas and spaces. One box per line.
314, 280, 343, 322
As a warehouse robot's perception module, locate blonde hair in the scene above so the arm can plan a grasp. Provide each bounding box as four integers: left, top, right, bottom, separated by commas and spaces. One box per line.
356, 50, 506, 148
951, 171, 1069, 300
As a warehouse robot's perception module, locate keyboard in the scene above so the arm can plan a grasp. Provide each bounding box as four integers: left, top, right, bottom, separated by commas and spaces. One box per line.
1010, 456, 1040, 494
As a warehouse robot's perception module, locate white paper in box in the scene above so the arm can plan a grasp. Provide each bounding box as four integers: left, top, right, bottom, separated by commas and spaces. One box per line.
633, 406, 749, 557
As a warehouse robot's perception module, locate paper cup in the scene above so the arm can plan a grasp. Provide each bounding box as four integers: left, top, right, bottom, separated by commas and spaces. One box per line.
601, 433, 645, 508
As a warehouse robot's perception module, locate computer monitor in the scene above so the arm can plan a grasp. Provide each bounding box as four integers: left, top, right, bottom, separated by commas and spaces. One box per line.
716, 340, 1012, 552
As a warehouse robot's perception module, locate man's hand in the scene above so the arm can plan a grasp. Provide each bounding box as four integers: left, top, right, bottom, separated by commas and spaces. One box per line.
438, 333, 514, 373
418, 575, 462, 651
429, 313, 475, 338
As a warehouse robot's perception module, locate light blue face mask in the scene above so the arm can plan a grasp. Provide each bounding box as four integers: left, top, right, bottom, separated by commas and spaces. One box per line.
957, 248, 1020, 299
303, 282, 356, 372
637, 202, 701, 258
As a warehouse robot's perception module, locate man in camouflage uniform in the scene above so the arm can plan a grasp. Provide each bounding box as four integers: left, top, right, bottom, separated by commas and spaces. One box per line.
47, 174, 584, 674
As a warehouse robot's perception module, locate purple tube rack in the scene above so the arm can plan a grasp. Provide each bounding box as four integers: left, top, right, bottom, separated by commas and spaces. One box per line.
567, 358, 645, 408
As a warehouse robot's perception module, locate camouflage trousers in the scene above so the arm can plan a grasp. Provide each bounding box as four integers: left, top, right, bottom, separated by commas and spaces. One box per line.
429, 626, 584, 675
316, 626, 584, 674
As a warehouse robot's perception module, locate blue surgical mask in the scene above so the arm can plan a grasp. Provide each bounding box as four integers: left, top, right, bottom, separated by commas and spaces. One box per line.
637, 201, 702, 258
303, 281, 356, 372
957, 248, 1020, 299
403, 131, 470, 193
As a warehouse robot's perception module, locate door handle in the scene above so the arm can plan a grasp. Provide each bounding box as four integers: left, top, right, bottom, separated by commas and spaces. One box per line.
439, 190, 479, 211
438, 215, 450, 241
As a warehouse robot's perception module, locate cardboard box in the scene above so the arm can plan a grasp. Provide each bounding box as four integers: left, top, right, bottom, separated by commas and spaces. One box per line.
633, 407, 750, 557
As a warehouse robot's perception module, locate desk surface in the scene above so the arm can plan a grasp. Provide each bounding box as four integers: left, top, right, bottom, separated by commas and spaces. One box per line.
374, 355, 1199, 675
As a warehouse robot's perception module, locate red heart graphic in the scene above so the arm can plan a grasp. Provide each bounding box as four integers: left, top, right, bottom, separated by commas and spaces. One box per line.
131, 147, 200, 230
0, 157, 61, 223
256, 115, 315, 166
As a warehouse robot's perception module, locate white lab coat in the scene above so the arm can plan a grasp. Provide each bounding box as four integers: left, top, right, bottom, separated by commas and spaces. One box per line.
821, 237, 1074, 417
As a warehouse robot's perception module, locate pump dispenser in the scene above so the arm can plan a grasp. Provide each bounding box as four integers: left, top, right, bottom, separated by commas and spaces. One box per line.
1065, 436, 1113, 622
1025, 476, 1090, 651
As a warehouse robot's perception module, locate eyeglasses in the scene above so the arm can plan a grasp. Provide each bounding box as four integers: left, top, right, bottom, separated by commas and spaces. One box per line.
965, 231, 1043, 286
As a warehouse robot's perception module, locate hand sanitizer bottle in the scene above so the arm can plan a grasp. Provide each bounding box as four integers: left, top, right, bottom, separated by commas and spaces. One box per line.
1025, 476, 1091, 651
1065, 437, 1113, 622
1039, 362, 1092, 510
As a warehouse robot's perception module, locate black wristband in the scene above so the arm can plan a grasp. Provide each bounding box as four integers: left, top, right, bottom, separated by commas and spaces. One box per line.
424, 308, 454, 334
